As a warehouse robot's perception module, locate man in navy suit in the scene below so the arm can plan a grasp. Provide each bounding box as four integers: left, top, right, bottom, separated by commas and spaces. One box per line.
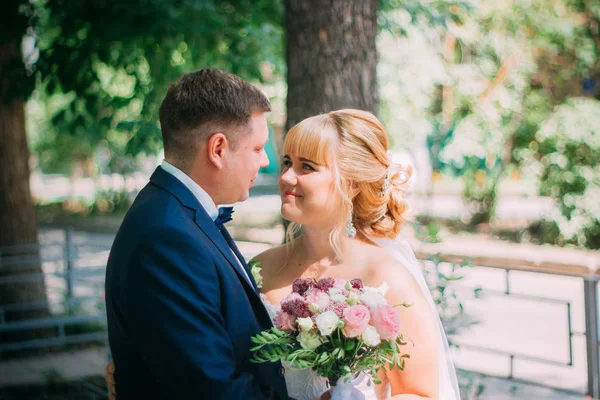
105, 69, 291, 399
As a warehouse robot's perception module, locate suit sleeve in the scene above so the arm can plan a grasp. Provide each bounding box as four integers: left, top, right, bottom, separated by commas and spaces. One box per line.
123, 228, 269, 399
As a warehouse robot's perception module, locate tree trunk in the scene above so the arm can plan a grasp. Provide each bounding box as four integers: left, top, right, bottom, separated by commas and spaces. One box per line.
284, 0, 379, 131
0, 38, 51, 348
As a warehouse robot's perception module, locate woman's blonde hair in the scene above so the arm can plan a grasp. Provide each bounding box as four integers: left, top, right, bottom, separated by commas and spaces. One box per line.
283, 109, 412, 259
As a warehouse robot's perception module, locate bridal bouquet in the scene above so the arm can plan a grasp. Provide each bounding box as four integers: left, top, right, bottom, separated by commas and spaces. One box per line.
250, 277, 412, 393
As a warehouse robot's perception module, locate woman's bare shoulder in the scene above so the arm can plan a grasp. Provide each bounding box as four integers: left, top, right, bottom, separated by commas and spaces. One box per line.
249, 241, 297, 286
364, 243, 422, 296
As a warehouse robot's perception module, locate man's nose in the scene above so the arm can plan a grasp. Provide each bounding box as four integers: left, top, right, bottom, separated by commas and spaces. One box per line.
260, 149, 269, 169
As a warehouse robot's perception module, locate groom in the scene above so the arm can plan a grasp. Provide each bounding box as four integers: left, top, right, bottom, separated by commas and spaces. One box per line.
105, 69, 290, 399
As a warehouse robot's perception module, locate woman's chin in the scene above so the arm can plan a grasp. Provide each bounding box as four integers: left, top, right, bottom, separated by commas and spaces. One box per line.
280, 206, 299, 223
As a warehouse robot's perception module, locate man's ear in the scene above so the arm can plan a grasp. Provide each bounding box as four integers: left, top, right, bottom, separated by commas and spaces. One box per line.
206, 133, 229, 169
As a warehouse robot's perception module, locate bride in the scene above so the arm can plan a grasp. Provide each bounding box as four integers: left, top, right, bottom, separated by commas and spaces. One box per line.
255, 109, 459, 400
105, 109, 460, 400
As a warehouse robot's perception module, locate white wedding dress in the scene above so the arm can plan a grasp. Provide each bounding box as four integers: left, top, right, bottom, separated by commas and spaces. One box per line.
260, 237, 461, 400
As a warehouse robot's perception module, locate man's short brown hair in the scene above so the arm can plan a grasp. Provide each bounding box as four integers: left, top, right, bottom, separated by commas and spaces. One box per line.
159, 68, 271, 171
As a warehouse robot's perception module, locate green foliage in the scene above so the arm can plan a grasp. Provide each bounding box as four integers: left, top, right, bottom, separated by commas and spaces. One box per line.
379, 0, 474, 33
535, 98, 600, 248
385, 0, 600, 231
36, 189, 131, 221
22, 0, 284, 173
250, 327, 410, 385
0, 1, 38, 103
424, 257, 474, 336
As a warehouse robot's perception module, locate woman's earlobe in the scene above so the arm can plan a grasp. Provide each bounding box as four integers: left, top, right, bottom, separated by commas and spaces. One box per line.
349, 183, 360, 198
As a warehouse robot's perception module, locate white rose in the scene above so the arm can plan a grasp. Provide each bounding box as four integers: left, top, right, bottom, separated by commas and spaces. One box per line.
297, 317, 314, 332
328, 288, 347, 303
315, 311, 340, 336
361, 325, 381, 347
377, 282, 390, 296
360, 289, 387, 308
330, 294, 347, 303
309, 303, 321, 313
297, 331, 324, 351
346, 291, 360, 306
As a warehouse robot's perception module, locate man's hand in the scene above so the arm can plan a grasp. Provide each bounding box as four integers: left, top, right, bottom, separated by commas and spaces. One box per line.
315, 389, 331, 400
105, 362, 116, 400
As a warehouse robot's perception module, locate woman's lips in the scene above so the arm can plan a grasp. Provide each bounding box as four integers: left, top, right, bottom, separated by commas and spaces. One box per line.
284, 191, 302, 198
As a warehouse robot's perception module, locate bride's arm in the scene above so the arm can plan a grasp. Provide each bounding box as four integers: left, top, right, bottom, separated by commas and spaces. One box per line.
377, 262, 440, 400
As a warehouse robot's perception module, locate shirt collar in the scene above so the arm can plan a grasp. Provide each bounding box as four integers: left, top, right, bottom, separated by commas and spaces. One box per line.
160, 160, 219, 221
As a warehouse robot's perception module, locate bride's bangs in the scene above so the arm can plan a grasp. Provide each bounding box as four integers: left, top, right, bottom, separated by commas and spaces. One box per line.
284, 116, 337, 166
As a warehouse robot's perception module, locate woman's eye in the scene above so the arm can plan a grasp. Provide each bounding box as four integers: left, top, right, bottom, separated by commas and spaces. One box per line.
302, 163, 314, 171
282, 159, 292, 168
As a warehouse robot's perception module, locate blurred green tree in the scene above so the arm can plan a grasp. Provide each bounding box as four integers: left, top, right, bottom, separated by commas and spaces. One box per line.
1, 0, 475, 344
426, 0, 599, 227
1, 0, 52, 345
0, 0, 282, 348
535, 98, 600, 248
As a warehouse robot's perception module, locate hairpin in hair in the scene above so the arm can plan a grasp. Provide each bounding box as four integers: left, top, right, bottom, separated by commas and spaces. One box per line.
380, 152, 393, 197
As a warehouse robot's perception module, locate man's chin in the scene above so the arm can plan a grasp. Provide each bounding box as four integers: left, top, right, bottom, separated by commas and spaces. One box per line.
237, 191, 250, 203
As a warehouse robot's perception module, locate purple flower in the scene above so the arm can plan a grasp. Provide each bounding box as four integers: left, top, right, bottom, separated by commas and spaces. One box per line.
292, 278, 313, 296
350, 278, 364, 290
282, 299, 312, 318
314, 277, 335, 291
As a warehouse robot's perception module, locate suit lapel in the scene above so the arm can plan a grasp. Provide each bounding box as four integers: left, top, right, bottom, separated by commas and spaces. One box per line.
193, 211, 259, 296
219, 225, 259, 292
149, 167, 259, 297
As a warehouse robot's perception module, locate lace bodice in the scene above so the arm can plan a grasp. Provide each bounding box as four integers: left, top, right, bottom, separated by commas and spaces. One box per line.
260, 294, 380, 400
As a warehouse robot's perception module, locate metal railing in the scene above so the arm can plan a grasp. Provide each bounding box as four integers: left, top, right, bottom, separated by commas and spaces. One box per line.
411, 241, 600, 399
0, 228, 109, 353
2, 228, 599, 399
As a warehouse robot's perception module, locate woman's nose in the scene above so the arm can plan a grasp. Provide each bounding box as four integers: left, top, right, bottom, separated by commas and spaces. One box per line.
280, 167, 297, 185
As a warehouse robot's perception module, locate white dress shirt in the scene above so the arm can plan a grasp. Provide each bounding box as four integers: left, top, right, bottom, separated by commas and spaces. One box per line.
160, 160, 252, 285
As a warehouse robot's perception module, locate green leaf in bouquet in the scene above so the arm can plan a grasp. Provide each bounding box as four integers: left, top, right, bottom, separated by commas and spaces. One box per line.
251, 335, 266, 344
396, 336, 408, 346
260, 349, 272, 359
345, 341, 355, 351
318, 352, 329, 364
371, 367, 382, 385
337, 349, 345, 359
272, 328, 287, 337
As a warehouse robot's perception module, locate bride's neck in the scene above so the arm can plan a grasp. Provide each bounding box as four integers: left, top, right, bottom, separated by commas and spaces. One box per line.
300, 225, 352, 262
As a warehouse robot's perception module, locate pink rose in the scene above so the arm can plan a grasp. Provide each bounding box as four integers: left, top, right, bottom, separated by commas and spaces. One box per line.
274, 310, 297, 332
342, 305, 371, 338
305, 289, 330, 310
371, 305, 401, 340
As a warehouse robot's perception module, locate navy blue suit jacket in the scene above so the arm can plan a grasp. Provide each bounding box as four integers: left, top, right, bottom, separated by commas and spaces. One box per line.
105, 166, 289, 399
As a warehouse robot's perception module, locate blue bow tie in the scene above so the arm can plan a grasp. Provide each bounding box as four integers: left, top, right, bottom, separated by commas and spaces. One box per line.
214, 206, 234, 228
